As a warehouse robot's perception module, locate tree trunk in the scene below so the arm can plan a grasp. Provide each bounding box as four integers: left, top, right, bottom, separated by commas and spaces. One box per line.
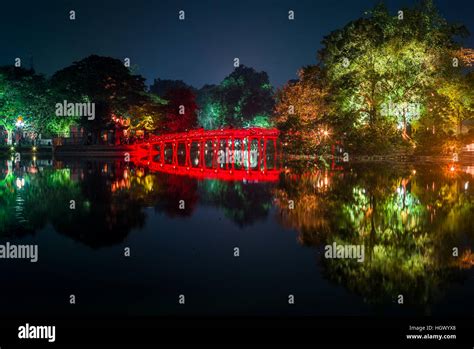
369, 107, 376, 128
403, 115, 407, 138
7, 130, 13, 145
402, 106, 408, 138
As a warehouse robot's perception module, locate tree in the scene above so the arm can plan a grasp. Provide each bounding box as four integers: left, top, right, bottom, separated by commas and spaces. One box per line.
128, 93, 166, 135
150, 79, 195, 98
160, 87, 197, 133
50, 55, 148, 143
0, 67, 52, 144
274, 66, 330, 154
196, 84, 224, 129
458, 48, 474, 67
198, 100, 224, 129
206, 65, 275, 128
438, 74, 474, 135
318, 1, 468, 152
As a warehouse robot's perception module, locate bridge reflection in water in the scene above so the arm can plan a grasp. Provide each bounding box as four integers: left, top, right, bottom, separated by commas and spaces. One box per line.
130, 128, 282, 181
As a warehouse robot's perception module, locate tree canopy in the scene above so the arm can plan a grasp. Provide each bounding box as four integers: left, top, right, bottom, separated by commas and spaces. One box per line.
275, 0, 474, 155
198, 65, 275, 129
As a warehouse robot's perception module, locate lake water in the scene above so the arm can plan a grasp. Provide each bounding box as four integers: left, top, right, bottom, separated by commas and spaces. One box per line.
1, 156, 473, 317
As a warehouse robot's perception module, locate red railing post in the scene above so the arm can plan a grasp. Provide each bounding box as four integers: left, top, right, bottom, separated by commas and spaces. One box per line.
273, 138, 277, 170
185, 139, 191, 167
161, 141, 164, 165
247, 137, 251, 170
200, 139, 205, 168
172, 142, 177, 166
213, 138, 217, 170
231, 137, 235, 171
263, 137, 267, 171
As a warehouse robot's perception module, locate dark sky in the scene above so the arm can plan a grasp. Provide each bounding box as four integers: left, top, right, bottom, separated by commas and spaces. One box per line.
1, 0, 473, 88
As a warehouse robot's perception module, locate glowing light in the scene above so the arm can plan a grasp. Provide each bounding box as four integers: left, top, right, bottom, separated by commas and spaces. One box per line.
15, 177, 25, 189
15, 116, 25, 128
465, 182, 469, 190
129, 128, 280, 181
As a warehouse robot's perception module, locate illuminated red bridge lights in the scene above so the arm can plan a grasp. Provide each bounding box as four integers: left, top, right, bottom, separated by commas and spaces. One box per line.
129, 128, 282, 182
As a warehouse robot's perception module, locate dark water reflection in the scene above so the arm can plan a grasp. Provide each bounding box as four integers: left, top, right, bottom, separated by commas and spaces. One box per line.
0, 157, 473, 316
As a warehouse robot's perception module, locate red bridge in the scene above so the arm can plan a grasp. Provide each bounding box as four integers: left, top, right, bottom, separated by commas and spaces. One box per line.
130, 128, 282, 181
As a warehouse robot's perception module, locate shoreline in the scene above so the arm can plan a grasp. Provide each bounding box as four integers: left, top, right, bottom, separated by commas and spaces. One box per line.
1, 146, 473, 164
288, 154, 474, 164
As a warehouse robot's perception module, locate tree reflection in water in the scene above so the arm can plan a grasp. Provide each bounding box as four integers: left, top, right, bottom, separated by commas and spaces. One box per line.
275, 162, 474, 310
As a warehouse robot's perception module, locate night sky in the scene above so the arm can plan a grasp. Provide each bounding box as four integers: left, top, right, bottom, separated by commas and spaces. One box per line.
1, 0, 473, 88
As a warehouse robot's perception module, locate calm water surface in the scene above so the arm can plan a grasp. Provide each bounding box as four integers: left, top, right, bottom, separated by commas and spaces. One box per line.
1, 157, 473, 317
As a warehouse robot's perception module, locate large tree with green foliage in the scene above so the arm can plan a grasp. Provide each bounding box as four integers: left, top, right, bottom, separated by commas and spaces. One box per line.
438, 71, 474, 135
199, 65, 275, 129
50, 55, 149, 143
318, 0, 469, 153
196, 84, 223, 129
0, 67, 63, 144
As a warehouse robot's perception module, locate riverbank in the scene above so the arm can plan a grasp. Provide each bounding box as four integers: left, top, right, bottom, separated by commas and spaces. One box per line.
2, 145, 474, 163
0, 145, 52, 154
0, 145, 133, 157
289, 153, 474, 164
52, 145, 133, 157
